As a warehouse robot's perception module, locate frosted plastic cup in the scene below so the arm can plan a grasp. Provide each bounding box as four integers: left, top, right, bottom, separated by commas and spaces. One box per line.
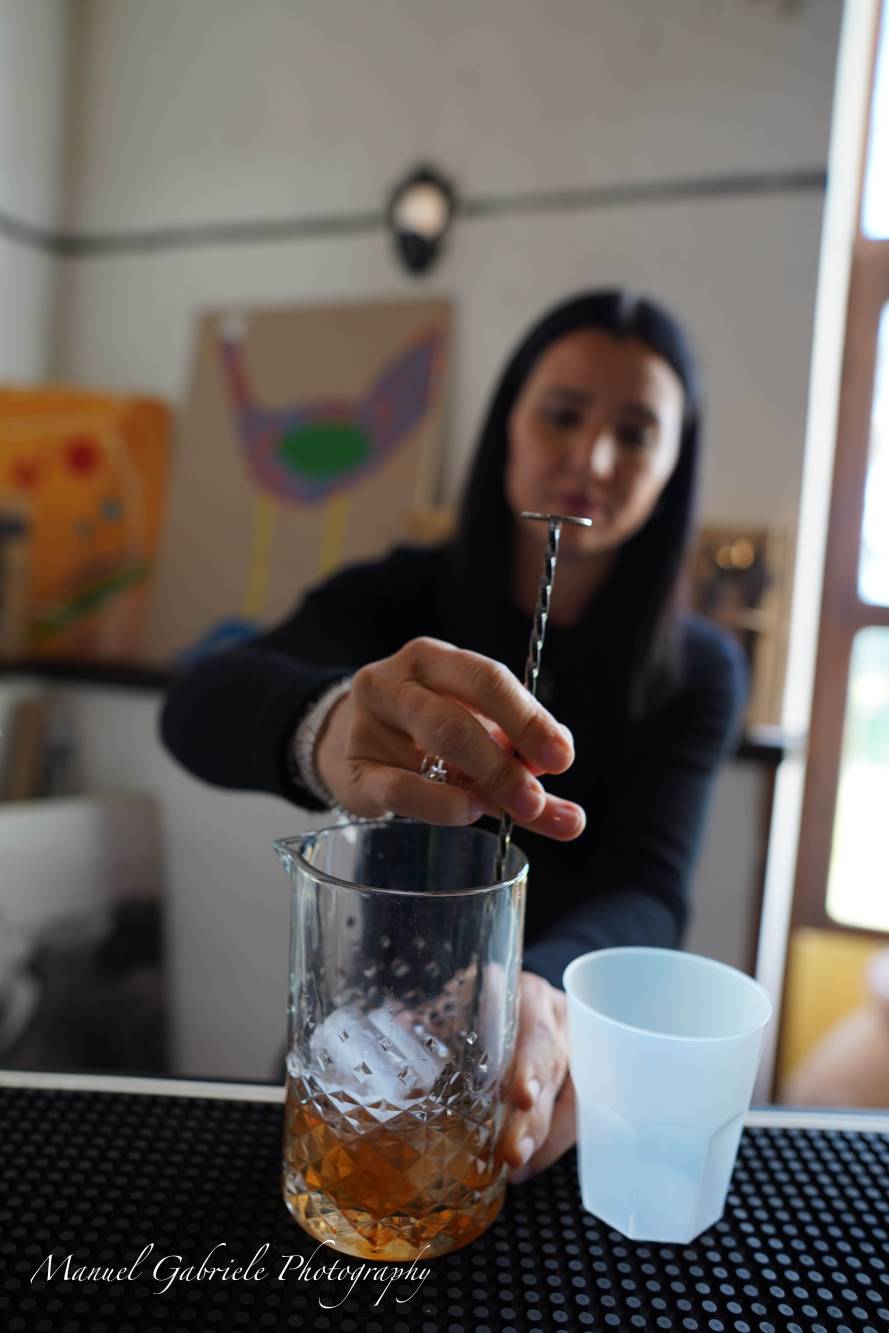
563, 947, 772, 1244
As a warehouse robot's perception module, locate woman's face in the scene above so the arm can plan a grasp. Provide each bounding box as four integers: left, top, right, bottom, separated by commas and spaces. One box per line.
505, 328, 685, 557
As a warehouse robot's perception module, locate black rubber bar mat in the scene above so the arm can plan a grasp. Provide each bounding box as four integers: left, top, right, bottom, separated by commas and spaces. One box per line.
1, 1086, 888, 1332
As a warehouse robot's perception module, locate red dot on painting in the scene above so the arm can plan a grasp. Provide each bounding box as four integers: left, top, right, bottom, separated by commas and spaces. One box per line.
10, 460, 40, 489
65, 436, 99, 473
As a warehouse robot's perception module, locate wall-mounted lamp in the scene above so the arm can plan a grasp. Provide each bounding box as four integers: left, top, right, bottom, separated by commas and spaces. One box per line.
386, 165, 457, 275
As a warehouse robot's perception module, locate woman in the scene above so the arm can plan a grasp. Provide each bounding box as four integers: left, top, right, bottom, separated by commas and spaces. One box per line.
161, 289, 747, 1186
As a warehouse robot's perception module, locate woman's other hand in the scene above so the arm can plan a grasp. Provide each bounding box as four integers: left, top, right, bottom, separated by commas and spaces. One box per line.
503, 971, 576, 1184
314, 636, 586, 840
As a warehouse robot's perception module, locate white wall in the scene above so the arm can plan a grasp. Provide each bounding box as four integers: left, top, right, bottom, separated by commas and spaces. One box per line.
0, 0, 70, 378
53, 0, 842, 521
62, 0, 836, 231
0, 247, 59, 382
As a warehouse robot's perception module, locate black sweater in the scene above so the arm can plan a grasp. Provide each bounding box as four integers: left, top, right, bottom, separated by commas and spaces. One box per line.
159, 542, 748, 989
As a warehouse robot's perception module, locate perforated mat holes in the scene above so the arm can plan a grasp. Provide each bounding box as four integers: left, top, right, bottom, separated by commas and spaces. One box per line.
1, 1089, 888, 1331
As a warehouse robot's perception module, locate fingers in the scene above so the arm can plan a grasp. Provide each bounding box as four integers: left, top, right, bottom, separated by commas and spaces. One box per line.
355, 768, 585, 842
361, 674, 548, 822
412, 685, 552, 823
520, 792, 586, 841
504, 1047, 568, 1165
468, 719, 585, 836
358, 673, 566, 827
503, 976, 571, 1181
329, 688, 480, 823
355, 761, 488, 825
400, 639, 575, 776
346, 643, 585, 836
510, 1076, 577, 1184
448, 729, 586, 839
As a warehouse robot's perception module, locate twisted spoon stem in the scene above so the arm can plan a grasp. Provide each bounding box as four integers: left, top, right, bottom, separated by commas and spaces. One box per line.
494, 516, 562, 882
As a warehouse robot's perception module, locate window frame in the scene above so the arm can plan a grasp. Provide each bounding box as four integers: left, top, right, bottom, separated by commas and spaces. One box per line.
792, 1, 889, 936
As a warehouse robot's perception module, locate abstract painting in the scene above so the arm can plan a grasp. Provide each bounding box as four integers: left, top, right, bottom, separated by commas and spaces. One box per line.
0, 390, 171, 663
145, 297, 451, 664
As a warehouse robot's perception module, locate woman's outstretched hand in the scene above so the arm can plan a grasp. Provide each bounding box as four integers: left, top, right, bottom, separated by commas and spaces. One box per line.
314, 636, 586, 841
503, 970, 576, 1184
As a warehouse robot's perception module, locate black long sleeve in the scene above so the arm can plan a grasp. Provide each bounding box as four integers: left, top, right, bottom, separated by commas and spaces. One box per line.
159, 546, 434, 806
520, 622, 748, 988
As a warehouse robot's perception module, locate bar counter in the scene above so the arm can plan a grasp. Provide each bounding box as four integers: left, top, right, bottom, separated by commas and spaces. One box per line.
2, 1071, 887, 1332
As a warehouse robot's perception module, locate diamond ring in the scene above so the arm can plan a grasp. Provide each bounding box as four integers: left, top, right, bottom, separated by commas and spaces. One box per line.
420, 753, 449, 783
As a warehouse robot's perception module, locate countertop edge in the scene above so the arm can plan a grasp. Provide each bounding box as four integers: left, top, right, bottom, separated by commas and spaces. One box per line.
2, 1070, 888, 1132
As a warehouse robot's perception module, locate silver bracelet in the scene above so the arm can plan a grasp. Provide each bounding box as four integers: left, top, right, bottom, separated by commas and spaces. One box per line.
288, 677, 354, 810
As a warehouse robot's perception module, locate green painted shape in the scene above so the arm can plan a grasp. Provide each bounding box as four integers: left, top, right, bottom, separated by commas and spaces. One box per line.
278, 422, 370, 480
33, 563, 149, 640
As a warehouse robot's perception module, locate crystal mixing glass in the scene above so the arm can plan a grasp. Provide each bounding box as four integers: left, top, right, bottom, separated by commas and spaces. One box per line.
275, 820, 527, 1260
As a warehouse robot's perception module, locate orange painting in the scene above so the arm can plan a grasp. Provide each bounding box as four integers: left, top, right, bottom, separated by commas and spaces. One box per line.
0, 389, 170, 662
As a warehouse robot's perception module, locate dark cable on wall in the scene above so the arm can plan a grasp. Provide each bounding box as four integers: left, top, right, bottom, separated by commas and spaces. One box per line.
0, 168, 826, 259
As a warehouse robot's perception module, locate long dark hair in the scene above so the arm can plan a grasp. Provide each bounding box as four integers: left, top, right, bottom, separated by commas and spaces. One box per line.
447, 289, 702, 717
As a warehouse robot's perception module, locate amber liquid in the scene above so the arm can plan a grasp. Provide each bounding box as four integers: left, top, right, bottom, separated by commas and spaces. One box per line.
282, 1070, 509, 1260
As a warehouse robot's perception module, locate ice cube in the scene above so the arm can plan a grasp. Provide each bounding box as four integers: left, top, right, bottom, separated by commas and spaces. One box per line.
307, 1002, 450, 1102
